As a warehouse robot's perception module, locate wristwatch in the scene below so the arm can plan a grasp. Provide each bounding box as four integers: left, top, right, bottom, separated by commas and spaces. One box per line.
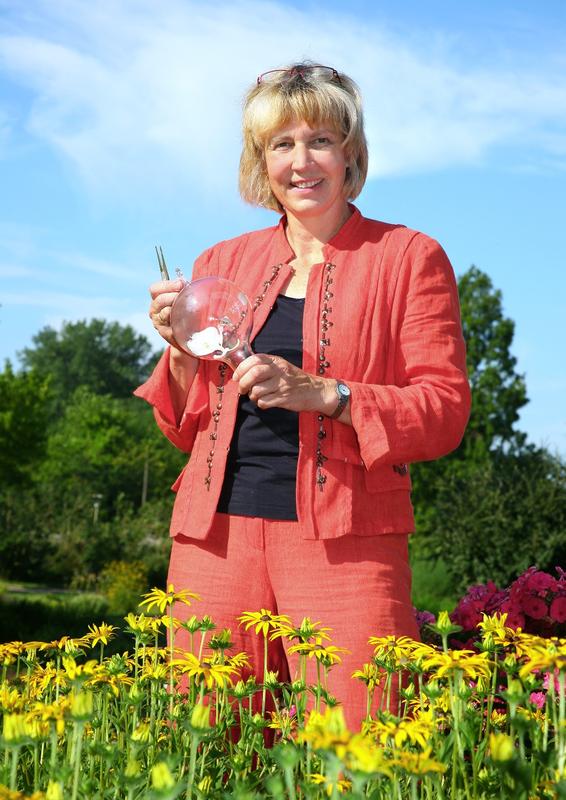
330, 381, 351, 420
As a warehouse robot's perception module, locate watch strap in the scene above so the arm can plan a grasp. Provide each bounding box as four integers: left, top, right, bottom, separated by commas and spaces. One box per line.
330, 381, 350, 420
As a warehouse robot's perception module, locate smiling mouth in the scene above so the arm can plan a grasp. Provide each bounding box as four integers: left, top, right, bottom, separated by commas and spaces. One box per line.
291, 179, 322, 189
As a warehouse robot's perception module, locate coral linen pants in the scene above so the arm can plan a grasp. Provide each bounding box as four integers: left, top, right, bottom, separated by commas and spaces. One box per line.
167, 513, 419, 730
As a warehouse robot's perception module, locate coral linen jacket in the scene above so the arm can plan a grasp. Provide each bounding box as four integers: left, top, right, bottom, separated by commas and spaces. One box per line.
135, 206, 471, 540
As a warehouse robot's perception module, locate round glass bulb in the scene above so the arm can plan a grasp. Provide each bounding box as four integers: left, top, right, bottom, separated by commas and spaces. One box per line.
170, 276, 253, 370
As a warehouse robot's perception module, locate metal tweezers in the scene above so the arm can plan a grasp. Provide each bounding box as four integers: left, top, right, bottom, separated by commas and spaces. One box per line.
155, 245, 170, 281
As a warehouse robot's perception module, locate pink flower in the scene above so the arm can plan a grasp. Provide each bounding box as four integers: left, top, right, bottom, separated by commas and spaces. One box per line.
415, 609, 436, 630
529, 691, 546, 710
521, 594, 548, 620
453, 603, 482, 631
501, 608, 525, 630
543, 670, 561, 693
526, 571, 557, 594
549, 596, 566, 623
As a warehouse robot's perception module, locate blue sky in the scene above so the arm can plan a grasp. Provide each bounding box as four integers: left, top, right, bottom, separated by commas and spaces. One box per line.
1, 0, 565, 454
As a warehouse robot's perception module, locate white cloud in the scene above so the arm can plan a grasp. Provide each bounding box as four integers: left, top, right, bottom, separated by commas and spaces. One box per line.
0, 263, 37, 278
2, 289, 125, 318
0, 0, 565, 198
54, 252, 141, 281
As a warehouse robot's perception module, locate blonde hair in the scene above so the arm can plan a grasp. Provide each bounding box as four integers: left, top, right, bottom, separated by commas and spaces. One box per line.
239, 62, 368, 212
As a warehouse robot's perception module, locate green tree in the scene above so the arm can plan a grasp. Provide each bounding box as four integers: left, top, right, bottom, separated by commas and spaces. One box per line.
19, 319, 155, 414
37, 387, 185, 515
0, 361, 51, 486
428, 446, 566, 592
411, 265, 560, 589
459, 266, 528, 454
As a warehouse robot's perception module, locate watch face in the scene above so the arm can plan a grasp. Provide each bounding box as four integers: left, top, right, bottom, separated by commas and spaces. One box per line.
337, 383, 351, 399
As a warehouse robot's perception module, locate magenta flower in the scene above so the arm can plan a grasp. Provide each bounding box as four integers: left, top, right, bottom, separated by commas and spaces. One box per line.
521, 594, 548, 620
526, 570, 558, 594
549, 595, 566, 623
500, 607, 525, 630
529, 691, 546, 710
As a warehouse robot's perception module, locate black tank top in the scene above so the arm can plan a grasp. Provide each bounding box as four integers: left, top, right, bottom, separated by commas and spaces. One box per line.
216, 295, 304, 520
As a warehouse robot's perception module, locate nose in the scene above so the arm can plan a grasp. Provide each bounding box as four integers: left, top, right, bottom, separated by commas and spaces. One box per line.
292, 143, 311, 170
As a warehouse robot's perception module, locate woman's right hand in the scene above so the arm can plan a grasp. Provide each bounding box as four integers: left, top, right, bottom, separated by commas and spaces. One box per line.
149, 278, 185, 348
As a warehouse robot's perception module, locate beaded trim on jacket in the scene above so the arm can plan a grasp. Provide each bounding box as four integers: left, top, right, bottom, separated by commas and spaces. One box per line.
315, 263, 335, 490
204, 263, 282, 490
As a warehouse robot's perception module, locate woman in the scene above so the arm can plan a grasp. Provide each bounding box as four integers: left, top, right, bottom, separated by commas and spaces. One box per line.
135, 63, 471, 727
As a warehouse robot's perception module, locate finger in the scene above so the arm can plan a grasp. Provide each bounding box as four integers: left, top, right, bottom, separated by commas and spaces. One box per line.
155, 307, 171, 327
233, 353, 275, 382
149, 292, 179, 319
248, 377, 280, 403
149, 278, 184, 299
237, 363, 277, 395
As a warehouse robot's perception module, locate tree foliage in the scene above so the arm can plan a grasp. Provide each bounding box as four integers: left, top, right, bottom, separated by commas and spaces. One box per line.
1, 268, 564, 599
0, 361, 51, 486
426, 447, 566, 592
19, 319, 155, 414
459, 266, 528, 453
1, 320, 182, 586
411, 265, 564, 590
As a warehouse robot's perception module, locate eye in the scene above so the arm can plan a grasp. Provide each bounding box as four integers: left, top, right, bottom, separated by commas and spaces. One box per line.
271, 140, 292, 151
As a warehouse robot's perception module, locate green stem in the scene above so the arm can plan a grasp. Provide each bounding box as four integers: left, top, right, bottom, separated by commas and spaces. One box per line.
186, 733, 200, 799
262, 632, 268, 718
10, 746, 20, 791
71, 723, 84, 800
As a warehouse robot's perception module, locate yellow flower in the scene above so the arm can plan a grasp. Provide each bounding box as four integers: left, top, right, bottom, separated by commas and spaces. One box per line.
368, 635, 426, 670
0, 708, 50, 744
140, 662, 169, 682
124, 612, 154, 636
0, 686, 24, 713
46, 781, 64, 800
391, 746, 447, 775
30, 700, 68, 736
131, 722, 151, 742
238, 609, 291, 637
87, 623, 118, 647
346, 734, 393, 776
3, 713, 28, 743
489, 732, 515, 762
70, 690, 94, 720
490, 710, 507, 729
191, 702, 211, 730
288, 635, 350, 665
151, 761, 176, 790
226, 651, 251, 671
352, 662, 384, 690
268, 708, 297, 735
44, 635, 90, 654
197, 776, 212, 794
477, 613, 516, 649
309, 773, 352, 795
140, 584, 201, 614
125, 758, 141, 778
171, 652, 239, 689
422, 649, 493, 681
519, 641, 566, 679
62, 656, 97, 681
298, 707, 350, 753
270, 617, 332, 643
365, 710, 434, 749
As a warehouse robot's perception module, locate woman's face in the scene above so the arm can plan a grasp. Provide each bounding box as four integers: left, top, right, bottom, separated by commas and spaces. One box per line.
264, 119, 348, 223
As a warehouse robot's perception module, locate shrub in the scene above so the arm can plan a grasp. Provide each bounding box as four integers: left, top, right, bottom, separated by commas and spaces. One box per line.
98, 560, 149, 614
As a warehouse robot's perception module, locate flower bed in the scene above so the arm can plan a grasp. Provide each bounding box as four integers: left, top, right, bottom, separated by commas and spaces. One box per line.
0, 575, 565, 799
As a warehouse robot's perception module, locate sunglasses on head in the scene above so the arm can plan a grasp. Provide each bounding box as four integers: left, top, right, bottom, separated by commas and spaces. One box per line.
257, 65, 341, 86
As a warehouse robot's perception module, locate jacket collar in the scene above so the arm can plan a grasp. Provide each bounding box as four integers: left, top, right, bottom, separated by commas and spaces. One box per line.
272, 204, 363, 264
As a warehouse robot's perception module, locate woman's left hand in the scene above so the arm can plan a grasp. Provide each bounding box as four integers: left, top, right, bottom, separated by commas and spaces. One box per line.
233, 354, 337, 415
